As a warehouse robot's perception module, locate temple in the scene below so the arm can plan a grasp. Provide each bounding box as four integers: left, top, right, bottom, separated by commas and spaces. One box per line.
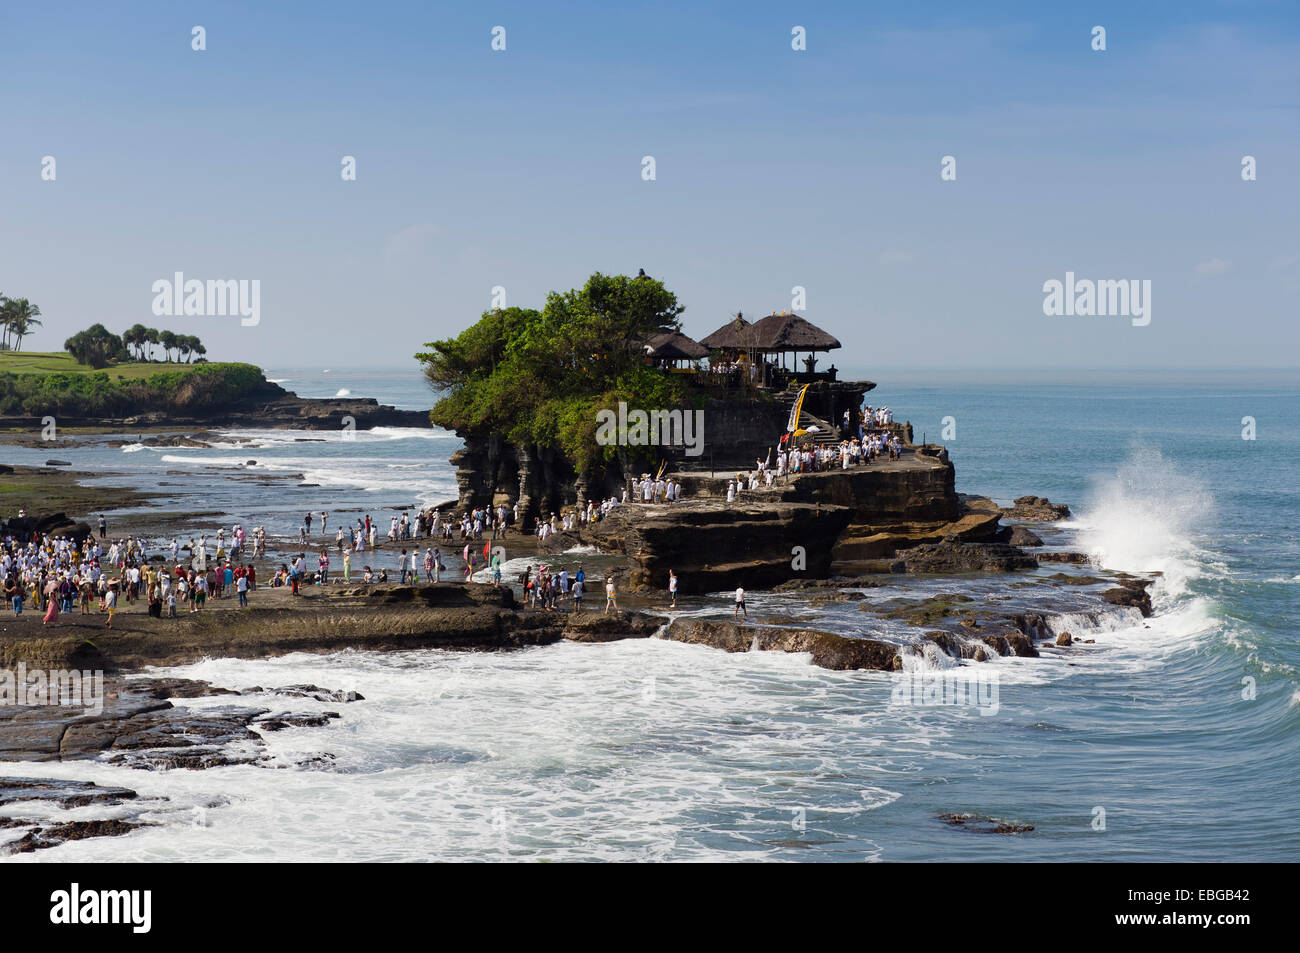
449, 309, 913, 529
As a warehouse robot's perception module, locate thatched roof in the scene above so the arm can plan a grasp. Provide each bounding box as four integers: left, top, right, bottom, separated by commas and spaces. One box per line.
700, 312, 841, 352
700, 314, 754, 349
745, 312, 841, 352
643, 330, 709, 361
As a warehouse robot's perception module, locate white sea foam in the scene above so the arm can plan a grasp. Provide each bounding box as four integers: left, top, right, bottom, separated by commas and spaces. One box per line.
213, 427, 452, 448
899, 641, 959, 671
2, 643, 925, 862
1076, 447, 1214, 601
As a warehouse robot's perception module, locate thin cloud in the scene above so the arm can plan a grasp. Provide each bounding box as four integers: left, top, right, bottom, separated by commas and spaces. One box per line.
384, 224, 440, 260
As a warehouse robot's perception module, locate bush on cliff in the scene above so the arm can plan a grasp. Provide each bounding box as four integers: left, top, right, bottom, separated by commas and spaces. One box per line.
418, 272, 697, 473
0, 362, 263, 416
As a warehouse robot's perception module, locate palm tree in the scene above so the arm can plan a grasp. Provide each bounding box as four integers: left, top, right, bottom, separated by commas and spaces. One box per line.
0, 294, 12, 351
160, 329, 178, 362
124, 323, 148, 361
4, 299, 41, 351
144, 327, 160, 361
190, 341, 207, 362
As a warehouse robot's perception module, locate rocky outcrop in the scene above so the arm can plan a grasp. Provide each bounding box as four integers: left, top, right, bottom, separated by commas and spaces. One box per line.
661, 618, 902, 671
0, 511, 92, 544
547, 454, 976, 589
0, 778, 154, 854
0, 675, 360, 771
829, 509, 1003, 570
682, 454, 960, 525
561, 613, 666, 643
584, 500, 856, 593
999, 496, 1071, 521
1103, 577, 1155, 617
977, 629, 1040, 658
0, 584, 662, 671
1007, 525, 1044, 547
938, 813, 1035, 835
0, 675, 369, 852
889, 536, 1038, 573
106, 435, 212, 448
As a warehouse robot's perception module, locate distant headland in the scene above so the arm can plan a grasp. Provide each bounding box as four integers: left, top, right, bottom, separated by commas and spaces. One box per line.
0, 349, 428, 432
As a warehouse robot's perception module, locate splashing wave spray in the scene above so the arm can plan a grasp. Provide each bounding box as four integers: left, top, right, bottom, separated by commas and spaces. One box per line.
1075, 448, 1213, 599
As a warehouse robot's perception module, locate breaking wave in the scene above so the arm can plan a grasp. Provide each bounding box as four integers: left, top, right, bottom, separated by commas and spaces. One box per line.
1074, 447, 1214, 601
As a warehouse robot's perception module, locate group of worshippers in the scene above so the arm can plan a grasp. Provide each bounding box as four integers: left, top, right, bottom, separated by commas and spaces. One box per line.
775, 434, 902, 476
841, 404, 894, 439
630, 474, 683, 504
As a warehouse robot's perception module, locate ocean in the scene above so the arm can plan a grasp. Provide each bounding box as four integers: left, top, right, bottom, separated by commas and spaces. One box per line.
3, 366, 1297, 862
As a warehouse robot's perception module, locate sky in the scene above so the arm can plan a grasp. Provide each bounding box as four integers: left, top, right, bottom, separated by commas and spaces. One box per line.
1, 0, 1297, 371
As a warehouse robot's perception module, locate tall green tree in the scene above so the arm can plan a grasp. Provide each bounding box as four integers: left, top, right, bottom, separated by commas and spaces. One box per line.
63, 324, 124, 369
123, 323, 149, 360
160, 329, 178, 362
417, 271, 690, 474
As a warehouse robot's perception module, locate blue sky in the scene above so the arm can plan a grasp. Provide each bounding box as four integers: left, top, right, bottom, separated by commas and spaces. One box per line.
1, 0, 1297, 370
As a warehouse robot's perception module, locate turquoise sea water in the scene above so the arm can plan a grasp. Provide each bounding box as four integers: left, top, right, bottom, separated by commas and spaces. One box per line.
2, 367, 1297, 862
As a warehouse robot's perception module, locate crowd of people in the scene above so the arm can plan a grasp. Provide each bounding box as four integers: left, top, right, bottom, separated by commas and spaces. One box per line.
4, 393, 909, 628
714, 432, 903, 502
847, 404, 895, 435
516, 563, 591, 612
627, 474, 683, 505
2, 525, 258, 627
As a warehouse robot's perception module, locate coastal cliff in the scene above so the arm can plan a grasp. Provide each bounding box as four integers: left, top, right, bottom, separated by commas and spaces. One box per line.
534, 451, 1017, 592
446, 380, 883, 527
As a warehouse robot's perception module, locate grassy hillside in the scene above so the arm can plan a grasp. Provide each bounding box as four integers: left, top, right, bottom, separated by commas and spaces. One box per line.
0, 352, 266, 417
0, 350, 196, 381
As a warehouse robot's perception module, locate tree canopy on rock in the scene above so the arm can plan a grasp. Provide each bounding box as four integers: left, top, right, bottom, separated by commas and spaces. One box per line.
417, 271, 693, 473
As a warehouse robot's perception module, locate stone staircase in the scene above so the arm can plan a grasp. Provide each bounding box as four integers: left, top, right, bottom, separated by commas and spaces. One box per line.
795, 411, 842, 446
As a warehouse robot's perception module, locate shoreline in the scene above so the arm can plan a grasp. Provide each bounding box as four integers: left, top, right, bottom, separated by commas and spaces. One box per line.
0, 425, 1162, 859
0, 449, 1153, 675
